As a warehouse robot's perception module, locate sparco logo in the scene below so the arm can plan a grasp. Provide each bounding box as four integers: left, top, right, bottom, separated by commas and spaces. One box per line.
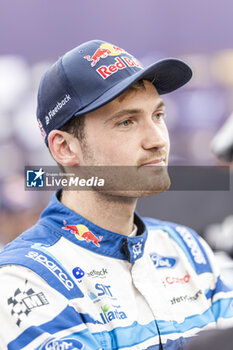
175, 226, 206, 264
25, 251, 74, 291
45, 94, 71, 125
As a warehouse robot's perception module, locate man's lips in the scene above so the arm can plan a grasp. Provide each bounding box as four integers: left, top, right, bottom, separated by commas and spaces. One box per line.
141, 158, 166, 166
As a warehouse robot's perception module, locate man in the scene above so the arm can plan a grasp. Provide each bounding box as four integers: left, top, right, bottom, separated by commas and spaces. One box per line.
0, 40, 232, 350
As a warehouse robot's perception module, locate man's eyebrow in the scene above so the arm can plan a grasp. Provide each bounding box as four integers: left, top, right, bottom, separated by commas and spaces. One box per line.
105, 100, 165, 124
156, 100, 166, 110
104, 109, 143, 124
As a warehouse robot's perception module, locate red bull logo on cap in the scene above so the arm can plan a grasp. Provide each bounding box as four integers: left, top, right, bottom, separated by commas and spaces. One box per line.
62, 221, 103, 247
84, 43, 126, 67
84, 43, 143, 79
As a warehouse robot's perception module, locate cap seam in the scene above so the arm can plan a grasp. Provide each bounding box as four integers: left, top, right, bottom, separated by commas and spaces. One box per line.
59, 57, 83, 108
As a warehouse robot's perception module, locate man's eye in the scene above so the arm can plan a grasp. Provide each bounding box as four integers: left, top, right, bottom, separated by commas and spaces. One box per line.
119, 119, 132, 127
155, 112, 166, 120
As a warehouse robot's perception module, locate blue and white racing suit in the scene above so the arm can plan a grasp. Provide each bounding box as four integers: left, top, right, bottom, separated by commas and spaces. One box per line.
0, 190, 233, 350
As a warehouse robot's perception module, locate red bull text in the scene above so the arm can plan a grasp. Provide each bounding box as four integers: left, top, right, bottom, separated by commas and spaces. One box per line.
84, 44, 143, 79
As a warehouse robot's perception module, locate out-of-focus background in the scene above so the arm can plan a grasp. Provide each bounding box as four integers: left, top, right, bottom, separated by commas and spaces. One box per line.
1, 0, 233, 278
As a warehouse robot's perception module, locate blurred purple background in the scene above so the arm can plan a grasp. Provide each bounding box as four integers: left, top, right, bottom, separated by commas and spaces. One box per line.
0, 0, 233, 246
1, 0, 233, 60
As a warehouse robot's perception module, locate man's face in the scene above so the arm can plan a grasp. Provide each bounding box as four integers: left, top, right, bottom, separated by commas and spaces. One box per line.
72, 80, 170, 196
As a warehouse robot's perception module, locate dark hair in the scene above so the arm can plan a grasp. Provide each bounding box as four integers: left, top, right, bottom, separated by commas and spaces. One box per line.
59, 114, 86, 141
118, 80, 146, 102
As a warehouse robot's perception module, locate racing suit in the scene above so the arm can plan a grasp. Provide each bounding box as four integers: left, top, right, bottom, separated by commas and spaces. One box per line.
0, 190, 233, 350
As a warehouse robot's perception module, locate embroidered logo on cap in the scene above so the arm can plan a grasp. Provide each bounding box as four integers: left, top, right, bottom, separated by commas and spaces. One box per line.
84, 43, 126, 67
45, 94, 72, 126
84, 43, 143, 79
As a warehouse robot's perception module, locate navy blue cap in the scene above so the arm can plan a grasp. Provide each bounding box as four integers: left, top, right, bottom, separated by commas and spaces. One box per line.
36, 40, 192, 145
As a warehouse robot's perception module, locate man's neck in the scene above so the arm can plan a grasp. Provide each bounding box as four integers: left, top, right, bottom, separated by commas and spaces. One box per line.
61, 190, 137, 236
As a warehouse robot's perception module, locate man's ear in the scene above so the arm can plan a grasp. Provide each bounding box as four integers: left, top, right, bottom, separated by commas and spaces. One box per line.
48, 130, 79, 166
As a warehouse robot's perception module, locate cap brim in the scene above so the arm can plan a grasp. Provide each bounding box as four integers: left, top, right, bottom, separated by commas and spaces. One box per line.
75, 58, 192, 116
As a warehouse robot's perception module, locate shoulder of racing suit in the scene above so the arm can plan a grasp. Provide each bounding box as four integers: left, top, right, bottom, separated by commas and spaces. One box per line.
143, 217, 213, 274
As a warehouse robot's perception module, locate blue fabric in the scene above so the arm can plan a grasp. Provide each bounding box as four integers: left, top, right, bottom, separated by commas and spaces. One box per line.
8, 306, 98, 349
205, 276, 232, 300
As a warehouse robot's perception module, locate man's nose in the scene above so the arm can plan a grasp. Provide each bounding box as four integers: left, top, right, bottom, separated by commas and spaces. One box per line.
141, 121, 169, 150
